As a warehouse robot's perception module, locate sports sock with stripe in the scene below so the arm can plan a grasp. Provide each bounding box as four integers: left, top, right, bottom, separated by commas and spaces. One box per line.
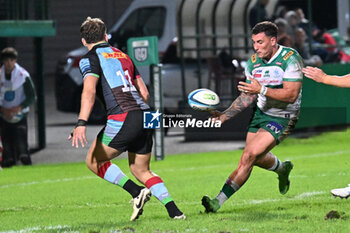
97, 161, 143, 198
145, 176, 182, 218
215, 179, 240, 206
267, 153, 284, 175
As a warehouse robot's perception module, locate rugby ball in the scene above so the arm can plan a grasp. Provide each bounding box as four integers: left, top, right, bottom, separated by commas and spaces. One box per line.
188, 88, 220, 111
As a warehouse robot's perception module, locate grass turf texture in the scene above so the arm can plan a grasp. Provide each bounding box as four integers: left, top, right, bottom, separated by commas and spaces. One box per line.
1, 129, 350, 233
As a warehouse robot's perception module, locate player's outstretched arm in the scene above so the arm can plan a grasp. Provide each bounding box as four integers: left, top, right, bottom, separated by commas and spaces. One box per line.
212, 92, 257, 124
303, 66, 350, 88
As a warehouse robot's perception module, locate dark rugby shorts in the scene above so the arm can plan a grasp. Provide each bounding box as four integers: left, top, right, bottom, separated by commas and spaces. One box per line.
97, 110, 153, 154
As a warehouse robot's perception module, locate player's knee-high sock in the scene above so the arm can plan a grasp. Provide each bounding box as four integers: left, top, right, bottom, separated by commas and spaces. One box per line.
267, 152, 284, 175
145, 176, 182, 218
215, 179, 240, 206
97, 161, 143, 198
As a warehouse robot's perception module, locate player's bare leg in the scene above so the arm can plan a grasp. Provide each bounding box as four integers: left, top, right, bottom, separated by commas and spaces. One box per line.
85, 138, 147, 221
202, 129, 293, 212
128, 152, 185, 219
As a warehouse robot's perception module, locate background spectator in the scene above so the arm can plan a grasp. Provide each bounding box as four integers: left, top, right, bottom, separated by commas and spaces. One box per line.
294, 28, 323, 67
249, 0, 270, 29
0, 47, 36, 168
275, 18, 293, 47
295, 8, 318, 42
284, 10, 299, 44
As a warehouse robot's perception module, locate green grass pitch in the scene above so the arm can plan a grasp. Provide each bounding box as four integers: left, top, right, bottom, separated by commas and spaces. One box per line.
1, 129, 350, 232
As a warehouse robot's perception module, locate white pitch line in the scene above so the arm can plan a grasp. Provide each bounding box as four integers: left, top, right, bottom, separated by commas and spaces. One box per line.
285, 149, 350, 160
1, 150, 349, 190
0, 190, 328, 218
176, 190, 327, 207
0, 225, 72, 233
0, 176, 95, 189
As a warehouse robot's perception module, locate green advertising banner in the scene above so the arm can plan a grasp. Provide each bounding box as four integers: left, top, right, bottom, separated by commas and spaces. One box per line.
127, 36, 159, 66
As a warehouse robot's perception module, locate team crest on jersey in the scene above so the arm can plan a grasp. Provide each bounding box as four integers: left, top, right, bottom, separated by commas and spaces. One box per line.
102, 52, 127, 59
273, 69, 281, 79
283, 51, 294, 60
251, 54, 257, 63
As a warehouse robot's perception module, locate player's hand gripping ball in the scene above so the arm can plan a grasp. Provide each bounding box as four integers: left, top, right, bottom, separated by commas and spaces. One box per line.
188, 88, 220, 111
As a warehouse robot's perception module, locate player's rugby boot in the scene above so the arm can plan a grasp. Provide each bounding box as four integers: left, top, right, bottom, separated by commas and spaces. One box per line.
278, 161, 294, 195
331, 184, 350, 199
130, 188, 151, 221
201, 195, 220, 213
172, 214, 186, 219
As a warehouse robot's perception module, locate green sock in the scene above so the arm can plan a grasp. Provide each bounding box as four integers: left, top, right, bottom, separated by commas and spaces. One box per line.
216, 179, 240, 206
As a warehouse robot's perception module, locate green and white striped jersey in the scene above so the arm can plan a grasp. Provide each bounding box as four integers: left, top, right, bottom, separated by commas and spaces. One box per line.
245, 45, 304, 118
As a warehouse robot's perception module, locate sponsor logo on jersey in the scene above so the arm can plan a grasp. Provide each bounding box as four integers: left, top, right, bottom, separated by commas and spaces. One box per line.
251, 54, 257, 63
102, 52, 127, 59
254, 63, 261, 68
283, 51, 294, 60
253, 69, 263, 78
263, 70, 270, 77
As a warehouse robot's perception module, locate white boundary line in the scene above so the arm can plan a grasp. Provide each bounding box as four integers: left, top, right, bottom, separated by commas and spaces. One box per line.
0, 191, 327, 233
0, 176, 95, 189
1, 148, 349, 189
0, 225, 72, 233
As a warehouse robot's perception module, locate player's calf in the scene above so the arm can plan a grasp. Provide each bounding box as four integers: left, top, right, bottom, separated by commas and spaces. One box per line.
202, 179, 240, 213
145, 176, 185, 219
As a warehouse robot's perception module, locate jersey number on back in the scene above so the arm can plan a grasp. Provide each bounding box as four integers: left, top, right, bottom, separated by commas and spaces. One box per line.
116, 70, 137, 92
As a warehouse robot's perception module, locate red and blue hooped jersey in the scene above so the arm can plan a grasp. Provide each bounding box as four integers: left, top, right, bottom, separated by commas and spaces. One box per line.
79, 42, 150, 116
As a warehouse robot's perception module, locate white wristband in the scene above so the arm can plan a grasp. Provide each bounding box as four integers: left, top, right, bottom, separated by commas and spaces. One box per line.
259, 86, 267, 96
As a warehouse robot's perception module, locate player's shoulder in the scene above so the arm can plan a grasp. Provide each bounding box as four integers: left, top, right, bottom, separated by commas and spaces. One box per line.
279, 46, 302, 61
246, 53, 262, 71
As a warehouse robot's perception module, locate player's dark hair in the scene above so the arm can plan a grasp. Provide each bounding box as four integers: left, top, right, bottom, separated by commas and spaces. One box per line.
80, 17, 106, 43
1, 47, 18, 60
251, 21, 278, 38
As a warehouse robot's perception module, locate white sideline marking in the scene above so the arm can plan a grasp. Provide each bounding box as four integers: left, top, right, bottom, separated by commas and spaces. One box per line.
285, 150, 350, 160
228, 190, 326, 207
0, 190, 327, 233
0, 225, 72, 233
0, 176, 95, 189
1, 150, 349, 189
0, 191, 327, 213
294, 191, 325, 199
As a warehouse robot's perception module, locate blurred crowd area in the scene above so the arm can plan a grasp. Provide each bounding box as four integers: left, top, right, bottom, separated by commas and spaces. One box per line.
272, 6, 350, 67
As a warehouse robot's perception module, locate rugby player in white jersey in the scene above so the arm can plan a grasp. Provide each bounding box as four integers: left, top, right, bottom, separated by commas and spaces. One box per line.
202, 21, 304, 212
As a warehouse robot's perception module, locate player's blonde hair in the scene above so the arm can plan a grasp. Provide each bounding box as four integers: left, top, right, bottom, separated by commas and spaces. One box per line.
80, 17, 106, 43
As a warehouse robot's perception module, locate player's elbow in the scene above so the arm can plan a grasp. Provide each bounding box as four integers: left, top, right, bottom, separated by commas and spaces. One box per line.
285, 94, 298, 103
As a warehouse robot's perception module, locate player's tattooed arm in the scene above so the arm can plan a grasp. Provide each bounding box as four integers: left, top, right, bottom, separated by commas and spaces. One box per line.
223, 93, 257, 119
